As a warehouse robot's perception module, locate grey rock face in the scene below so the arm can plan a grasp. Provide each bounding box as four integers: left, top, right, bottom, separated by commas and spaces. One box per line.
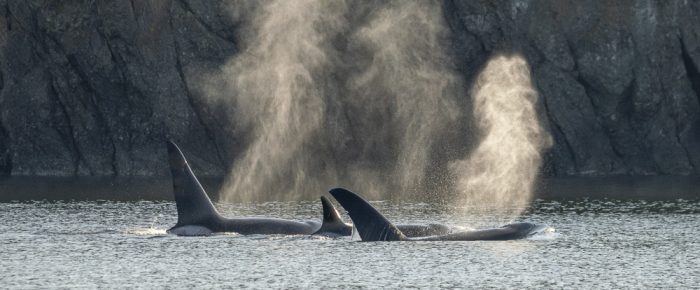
447, 0, 700, 175
0, 0, 235, 176
0, 0, 698, 177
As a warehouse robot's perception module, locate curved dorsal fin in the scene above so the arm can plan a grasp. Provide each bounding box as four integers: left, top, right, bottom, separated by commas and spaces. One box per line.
312, 196, 352, 236
321, 196, 344, 224
328, 188, 406, 241
167, 141, 221, 227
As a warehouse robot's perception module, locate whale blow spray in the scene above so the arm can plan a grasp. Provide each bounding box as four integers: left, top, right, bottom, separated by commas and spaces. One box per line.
216, 0, 347, 202
450, 54, 552, 219
205, 1, 550, 211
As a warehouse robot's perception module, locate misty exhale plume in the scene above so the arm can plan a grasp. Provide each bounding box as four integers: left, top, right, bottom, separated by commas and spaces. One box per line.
211, 0, 347, 202
204, 0, 550, 218
450, 55, 552, 218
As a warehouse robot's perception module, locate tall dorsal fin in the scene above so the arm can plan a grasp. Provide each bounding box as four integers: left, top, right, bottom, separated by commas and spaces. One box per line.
328, 188, 406, 241
167, 141, 221, 227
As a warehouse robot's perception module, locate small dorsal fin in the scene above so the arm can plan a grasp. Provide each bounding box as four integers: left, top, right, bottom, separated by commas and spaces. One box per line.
321, 196, 344, 224
312, 196, 352, 236
167, 141, 221, 227
328, 188, 406, 241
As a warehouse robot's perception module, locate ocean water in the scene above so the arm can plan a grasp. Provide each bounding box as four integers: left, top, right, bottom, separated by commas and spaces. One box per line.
0, 178, 699, 289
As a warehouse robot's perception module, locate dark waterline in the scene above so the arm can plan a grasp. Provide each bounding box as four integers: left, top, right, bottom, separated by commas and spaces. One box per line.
1, 176, 698, 202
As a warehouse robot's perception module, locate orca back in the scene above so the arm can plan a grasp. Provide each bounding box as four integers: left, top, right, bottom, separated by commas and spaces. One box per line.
328, 188, 406, 241
167, 141, 221, 228
416, 222, 540, 241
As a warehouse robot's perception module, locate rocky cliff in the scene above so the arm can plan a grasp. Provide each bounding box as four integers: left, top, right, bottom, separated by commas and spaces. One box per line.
1, 0, 699, 177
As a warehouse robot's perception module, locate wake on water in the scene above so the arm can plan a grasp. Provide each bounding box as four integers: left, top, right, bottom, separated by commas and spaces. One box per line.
125, 228, 168, 236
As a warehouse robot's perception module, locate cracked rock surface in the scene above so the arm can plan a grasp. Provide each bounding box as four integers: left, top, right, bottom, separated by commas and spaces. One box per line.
0, 0, 235, 176
0, 0, 699, 177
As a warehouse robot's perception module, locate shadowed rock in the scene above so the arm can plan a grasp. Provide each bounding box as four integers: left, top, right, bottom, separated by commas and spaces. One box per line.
1, 1, 699, 178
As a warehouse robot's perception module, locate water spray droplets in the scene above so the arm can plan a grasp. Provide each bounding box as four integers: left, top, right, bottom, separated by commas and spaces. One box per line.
209, 1, 552, 218
451, 55, 552, 219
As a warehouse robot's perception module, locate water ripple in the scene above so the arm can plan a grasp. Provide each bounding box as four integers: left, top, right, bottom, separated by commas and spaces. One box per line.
1, 198, 698, 288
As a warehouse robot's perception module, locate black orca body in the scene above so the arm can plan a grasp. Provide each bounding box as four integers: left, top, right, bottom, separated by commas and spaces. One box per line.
166, 141, 452, 237
328, 188, 546, 241
167, 141, 322, 236
312, 196, 451, 237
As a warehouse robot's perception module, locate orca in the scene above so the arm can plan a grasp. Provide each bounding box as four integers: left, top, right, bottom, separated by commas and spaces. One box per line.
167, 140, 321, 236
311, 196, 353, 236
328, 187, 546, 241
311, 195, 452, 237
166, 141, 454, 237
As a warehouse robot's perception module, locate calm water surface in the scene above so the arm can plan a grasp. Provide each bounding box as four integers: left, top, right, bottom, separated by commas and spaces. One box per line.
1, 178, 699, 289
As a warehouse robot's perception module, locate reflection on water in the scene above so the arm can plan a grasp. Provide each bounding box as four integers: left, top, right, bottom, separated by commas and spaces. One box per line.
538, 176, 700, 200
0, 177, 217, 202
1, 176, 698, 202
0, 177, 698, 288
